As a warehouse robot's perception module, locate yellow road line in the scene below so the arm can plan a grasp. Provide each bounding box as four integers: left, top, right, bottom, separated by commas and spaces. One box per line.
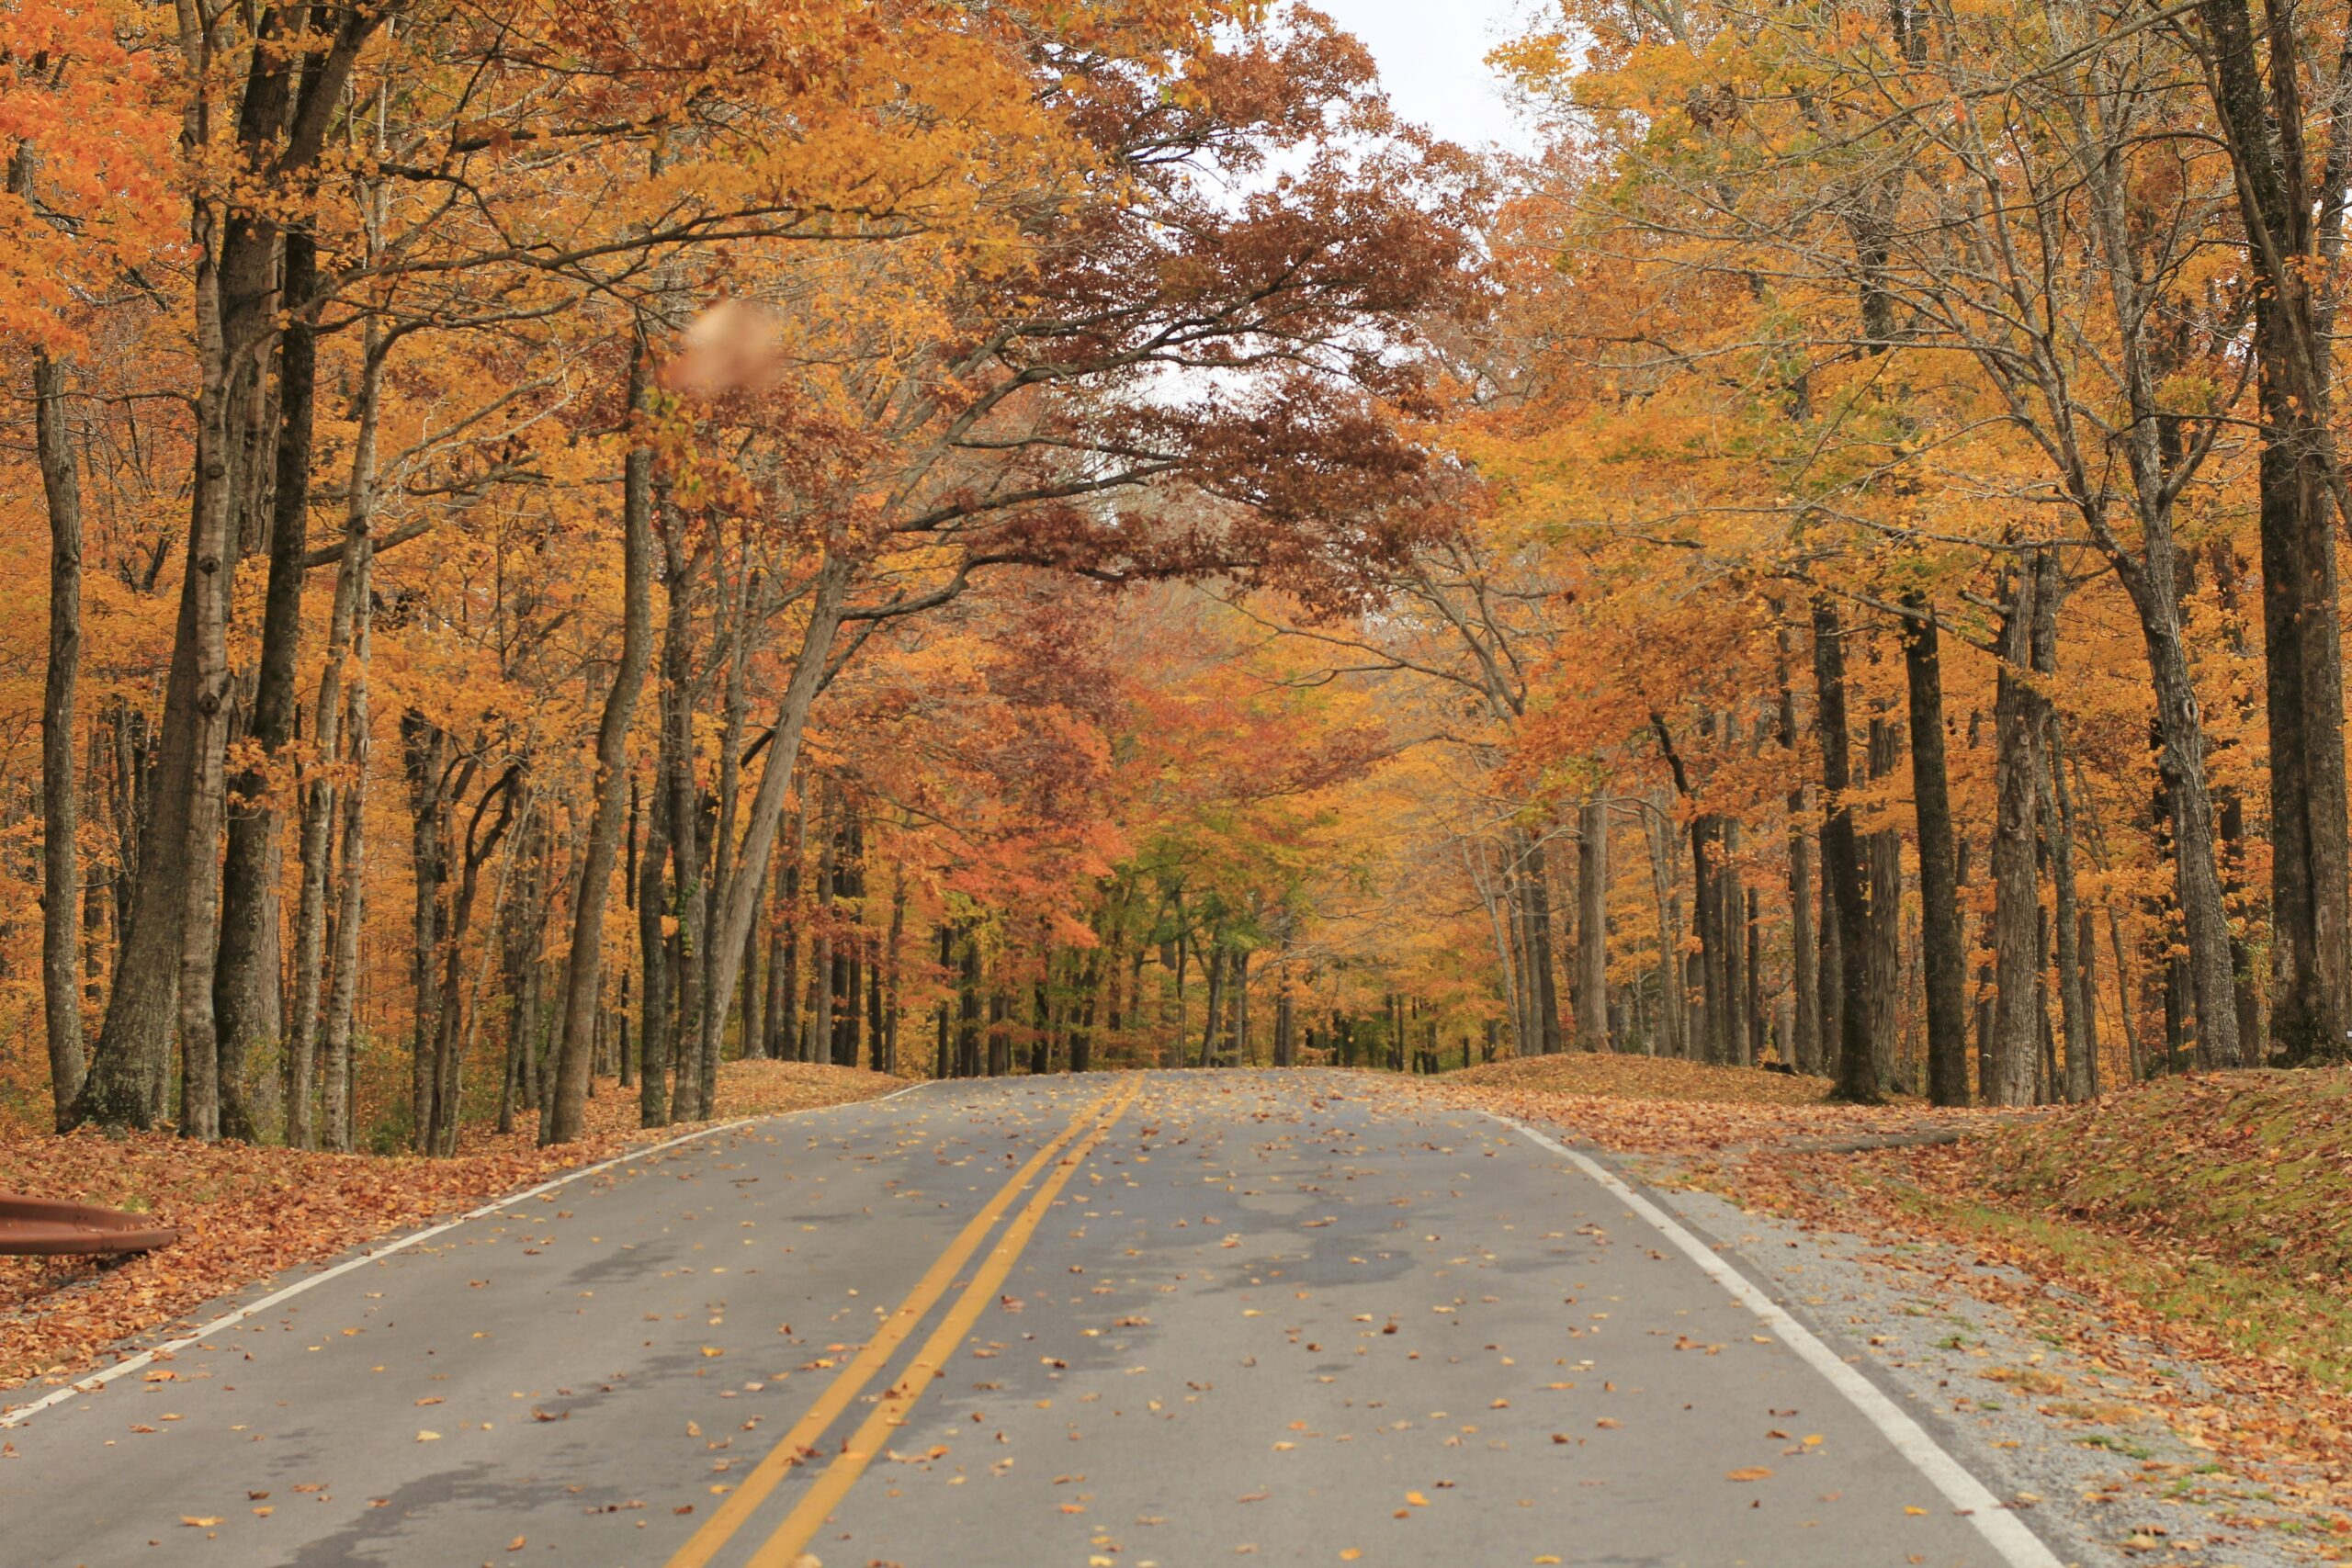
743, 1077, 1143, 1568
662, 1083, 1126, 1568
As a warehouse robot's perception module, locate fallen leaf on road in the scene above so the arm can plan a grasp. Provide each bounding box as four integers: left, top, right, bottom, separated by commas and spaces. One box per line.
1726, 1468, 1773, 1482
416, 1430, 441, 1442
181, 1517, 220, 1528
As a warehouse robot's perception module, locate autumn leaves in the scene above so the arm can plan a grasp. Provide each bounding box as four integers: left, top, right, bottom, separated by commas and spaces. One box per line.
2, 3, 1480, 1152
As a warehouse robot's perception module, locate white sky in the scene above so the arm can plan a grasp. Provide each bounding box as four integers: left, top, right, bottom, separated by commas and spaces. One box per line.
1310, 0, 1544, 152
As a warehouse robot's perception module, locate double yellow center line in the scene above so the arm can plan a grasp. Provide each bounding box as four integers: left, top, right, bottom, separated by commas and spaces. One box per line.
665, 1078, 1141, 1568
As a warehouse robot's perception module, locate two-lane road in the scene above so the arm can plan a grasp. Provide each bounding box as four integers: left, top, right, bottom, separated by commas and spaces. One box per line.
1, 1073, 2056, 1566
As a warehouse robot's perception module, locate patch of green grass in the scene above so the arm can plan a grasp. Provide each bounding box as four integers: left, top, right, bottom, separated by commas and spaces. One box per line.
1871, 1177, 2352, 1393
2076, 1433, 2155, 1460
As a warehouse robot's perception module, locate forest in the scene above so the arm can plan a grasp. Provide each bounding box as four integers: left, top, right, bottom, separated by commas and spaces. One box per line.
4, 0, 2351, 1165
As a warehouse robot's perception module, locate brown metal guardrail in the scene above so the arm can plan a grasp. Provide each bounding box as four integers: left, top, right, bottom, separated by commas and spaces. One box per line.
0, 1196, 177, 1256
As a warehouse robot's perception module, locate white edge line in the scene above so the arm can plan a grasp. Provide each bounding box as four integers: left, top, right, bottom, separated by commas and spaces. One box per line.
1489, 1111, 2064, 1568
0, 1077, 937, 1431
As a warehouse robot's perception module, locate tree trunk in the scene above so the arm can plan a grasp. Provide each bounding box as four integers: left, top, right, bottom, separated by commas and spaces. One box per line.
1902, 601, 1971, 1106
1864, 713, 1902, 1091
285, 347, 380, 1150
767, 792, 804, 1059
1576, 794, 1611, 1052
637, 767, 674, 1127
987, 988, 1011, 1077
1653, 716, 1731, 1065
805, 785, 834, 1066
2029, 561, 2097, 1102
544, 339, 657, 1146
1812, 600, 1885, 1105
173, 255, 243, 1145
215, 231, 322, 1145
1723, 819, 1748, 1065
321, 581, 374, 1153
1776, 619, 1822, 1075
1819, 838, 1843, 1078
956, 935, 978, 1077
425, 780, 516, 1154
401, 714, 457, 1145
1201, 942, 1227, 1068
661, 551, 710, 1119
1988, 570, 2043, 1107
833, 810, 864, 1070
1273, 960, 1295, 1067
880, 863, 905, 1075
691, 554, 854, 1089
1745, 885, 1764, 1064
1529, 834, 1566, 1054
32, 349, 87, 1128
2117, 567, 2245, 1067
2197, 0, 2352, 1065
739, 858, 769, 1063
1642, 796, 1685, 1058
1233, 948, 1250, 1065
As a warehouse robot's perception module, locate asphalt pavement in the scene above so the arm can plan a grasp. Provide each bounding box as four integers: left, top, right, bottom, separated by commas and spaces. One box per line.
0, 1071, 2061, 1567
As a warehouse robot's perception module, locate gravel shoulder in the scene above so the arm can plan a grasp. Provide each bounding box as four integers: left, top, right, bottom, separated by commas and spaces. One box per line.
1639, 1156, 2338, 1568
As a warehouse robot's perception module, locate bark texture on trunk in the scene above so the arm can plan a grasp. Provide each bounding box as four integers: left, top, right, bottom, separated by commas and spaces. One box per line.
545, 343, 657, 1146
1776, 619, 1822, 1076
321, 576, 373, 1153
1863, 713, 1903, 1091
2196, 0, 2352, 1064
32, 350, 87, 1128
1576, 795, 1610, 1051
1989, 570, 2043, 1106
1812, 601, 1886, 1105
1902, 601, 1971, 1105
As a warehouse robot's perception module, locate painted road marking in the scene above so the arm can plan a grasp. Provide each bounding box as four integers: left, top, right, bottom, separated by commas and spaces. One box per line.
666, 1080, 1131, 1568
741, 1077, 1145, 1568
1492, 1112, 2064, 1568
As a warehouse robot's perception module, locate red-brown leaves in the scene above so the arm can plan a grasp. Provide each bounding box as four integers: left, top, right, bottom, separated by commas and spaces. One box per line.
0, 1063, 899, 1395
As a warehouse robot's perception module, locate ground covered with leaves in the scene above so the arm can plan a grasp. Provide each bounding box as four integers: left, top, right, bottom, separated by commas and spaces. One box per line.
1812, 1072, 2352, 1392
1436, 1050, 2005, 1153
0, 1061, 902, 1398
1745, 1072, 2352, 1557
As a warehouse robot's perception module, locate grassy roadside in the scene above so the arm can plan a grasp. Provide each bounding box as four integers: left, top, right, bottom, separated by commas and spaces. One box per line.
1708, 1070, 2352, 1545
0, 1060, 907, 1398
1837, 1072, 2352, 1393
